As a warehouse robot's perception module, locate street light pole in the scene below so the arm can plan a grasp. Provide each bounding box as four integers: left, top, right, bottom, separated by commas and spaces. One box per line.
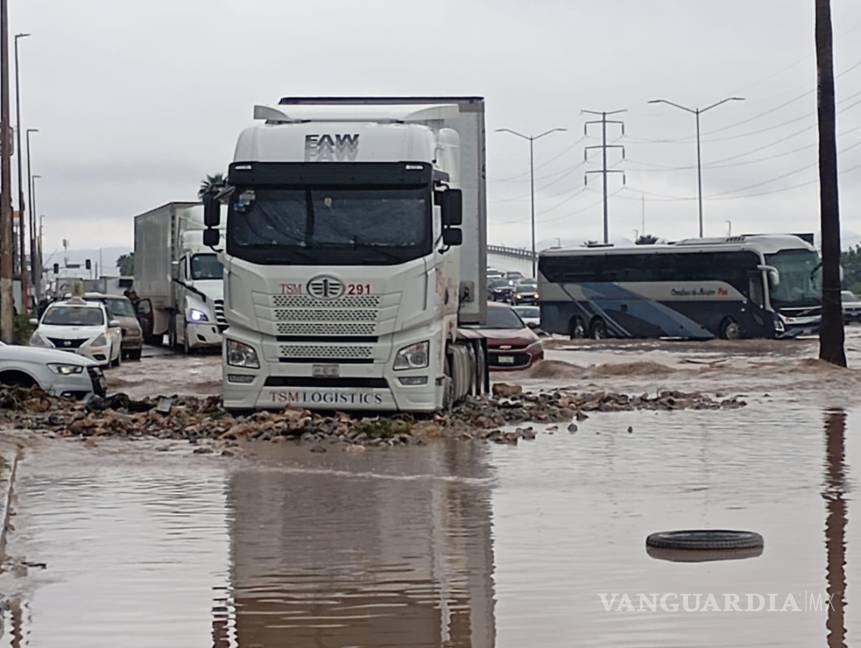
26, 129, 38, 291
14, 32, 30, 310
31, 174, 41, 282
648, 96, 745, 238
0, 0, 13, 341
496, 127, 567, 277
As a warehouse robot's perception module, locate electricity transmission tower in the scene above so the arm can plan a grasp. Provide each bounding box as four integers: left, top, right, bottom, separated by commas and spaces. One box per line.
583, 109, 626, 244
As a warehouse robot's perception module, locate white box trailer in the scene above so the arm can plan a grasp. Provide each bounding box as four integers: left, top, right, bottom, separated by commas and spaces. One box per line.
204, 96, 489, 412
133, 202, 226, 350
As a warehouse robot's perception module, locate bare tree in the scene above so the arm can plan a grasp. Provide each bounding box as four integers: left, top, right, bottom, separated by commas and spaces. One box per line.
816, 0, 846, 366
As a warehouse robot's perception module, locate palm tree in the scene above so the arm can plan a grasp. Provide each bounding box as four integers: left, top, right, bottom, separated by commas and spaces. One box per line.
198, 173, 226, 199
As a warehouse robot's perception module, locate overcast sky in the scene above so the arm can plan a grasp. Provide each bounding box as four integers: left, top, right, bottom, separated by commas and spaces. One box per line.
12, 0, 861, 256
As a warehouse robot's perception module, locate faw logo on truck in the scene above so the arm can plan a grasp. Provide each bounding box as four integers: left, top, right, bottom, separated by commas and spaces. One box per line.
304, 133, 360, 162
307, 275, 346, 299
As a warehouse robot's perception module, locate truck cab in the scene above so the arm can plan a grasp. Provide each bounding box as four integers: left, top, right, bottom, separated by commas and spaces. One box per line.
204, 98, 488, 412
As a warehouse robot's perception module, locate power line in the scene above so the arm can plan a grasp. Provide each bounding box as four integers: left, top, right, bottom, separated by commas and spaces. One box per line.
491, 135, 587, 182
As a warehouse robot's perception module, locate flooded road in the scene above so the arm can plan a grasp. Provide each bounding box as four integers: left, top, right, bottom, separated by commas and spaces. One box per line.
2, 396, 859, 646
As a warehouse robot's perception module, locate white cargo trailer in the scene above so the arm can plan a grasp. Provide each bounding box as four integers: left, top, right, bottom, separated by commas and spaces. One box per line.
133, 202, 227, 351
202, 96, 488, 412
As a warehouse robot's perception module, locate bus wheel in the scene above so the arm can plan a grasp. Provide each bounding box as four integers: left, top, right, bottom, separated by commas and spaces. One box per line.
590, 318, 607, 340
569, 317, 586, 340
720, 318, 742, 340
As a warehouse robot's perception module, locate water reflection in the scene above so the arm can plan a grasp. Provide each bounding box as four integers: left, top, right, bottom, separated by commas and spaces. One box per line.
213, 441, 497, 647
823, 409, 848, 648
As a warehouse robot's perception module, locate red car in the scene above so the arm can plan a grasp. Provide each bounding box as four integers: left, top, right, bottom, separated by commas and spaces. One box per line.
478, 302, 544, 371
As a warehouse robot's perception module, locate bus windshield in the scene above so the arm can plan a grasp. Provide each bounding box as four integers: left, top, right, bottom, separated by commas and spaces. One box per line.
765, 249, 822, 307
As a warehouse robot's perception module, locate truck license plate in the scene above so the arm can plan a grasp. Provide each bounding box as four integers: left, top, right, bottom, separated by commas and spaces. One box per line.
498, 356, 515, 365
313, 364, 340, 378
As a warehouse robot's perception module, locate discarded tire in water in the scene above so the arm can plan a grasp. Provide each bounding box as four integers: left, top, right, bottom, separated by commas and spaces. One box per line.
646, 530, 763, 551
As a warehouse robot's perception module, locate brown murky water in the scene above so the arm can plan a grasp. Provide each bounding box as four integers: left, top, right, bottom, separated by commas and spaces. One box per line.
1, 395, 859, 646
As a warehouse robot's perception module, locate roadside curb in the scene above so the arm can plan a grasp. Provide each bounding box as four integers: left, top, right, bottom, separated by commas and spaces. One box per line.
0, 438, 21, 564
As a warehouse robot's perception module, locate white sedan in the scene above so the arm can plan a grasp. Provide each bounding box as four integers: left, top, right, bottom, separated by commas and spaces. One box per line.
0, 343, 106, 398
29, 298, 123, 368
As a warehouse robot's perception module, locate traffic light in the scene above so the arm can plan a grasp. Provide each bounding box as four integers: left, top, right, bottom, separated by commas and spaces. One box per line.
53, 263, 59, 274
85, 259, 92, 271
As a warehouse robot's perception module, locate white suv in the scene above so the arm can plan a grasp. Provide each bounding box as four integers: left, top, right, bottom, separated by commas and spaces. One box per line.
29, 298, 123, 368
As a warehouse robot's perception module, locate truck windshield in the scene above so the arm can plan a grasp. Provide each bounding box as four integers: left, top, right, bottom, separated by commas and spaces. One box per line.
190, 254, 223, 280
765, 249, 822, 307
227, 186, 430, 265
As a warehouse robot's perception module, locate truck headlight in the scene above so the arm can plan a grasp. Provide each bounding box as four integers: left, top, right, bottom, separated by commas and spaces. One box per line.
188, 308, 209, 323
226, 339, 259, 369
91, 334, 108, 347
30, 331, 50, 347
394, 341, 429, 371
48, 363, 84, 375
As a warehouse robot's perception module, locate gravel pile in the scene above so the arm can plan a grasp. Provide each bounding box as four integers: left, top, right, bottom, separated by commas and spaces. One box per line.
0, 384, 746, 450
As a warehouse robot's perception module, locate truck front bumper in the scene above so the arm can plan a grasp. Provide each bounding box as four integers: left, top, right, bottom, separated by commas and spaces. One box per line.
222, 330, 444, 413
187, 322, 223, 349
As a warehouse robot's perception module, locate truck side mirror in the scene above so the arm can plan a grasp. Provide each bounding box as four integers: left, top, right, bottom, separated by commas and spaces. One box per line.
440, 189, 463, 227
442, 228, 463, 247
203, 228, 220, 247
203, 192, 221, 227
768, 268, 780, 288
170, 260, 180, 278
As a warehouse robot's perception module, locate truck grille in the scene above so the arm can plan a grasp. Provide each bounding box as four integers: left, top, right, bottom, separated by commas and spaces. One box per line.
273, 295, 381, 309
213, 299, 228, 331
270, 295, 380, 337
279, 344, 374, 360
276, 322, 377, 336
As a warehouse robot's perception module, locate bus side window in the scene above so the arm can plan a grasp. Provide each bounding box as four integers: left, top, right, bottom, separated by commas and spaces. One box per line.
749, 274, 765, 307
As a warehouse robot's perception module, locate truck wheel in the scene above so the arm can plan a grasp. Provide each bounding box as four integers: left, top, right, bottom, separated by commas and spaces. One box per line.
569, 316, 586, 340
590, 317, 607, 340
442, 356, 454, 413
183, 323, 191, 355
720, 317, 742, 340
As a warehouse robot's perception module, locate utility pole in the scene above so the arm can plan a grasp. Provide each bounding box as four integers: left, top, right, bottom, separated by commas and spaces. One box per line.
583, 109, 626, 245
649, 97, 744, 237
496, 126, 568, 277
25, 128, 37, 293
0, 0, 13, 342
14, 33, 30, 312
815, 0, 846, 367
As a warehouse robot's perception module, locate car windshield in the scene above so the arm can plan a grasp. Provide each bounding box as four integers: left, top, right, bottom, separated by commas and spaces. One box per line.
842, 291, 858, 301
514, 306, 540, 318
516, 284, 537, 293
42, 306, 104, 326
765, 249, 822, 307
228, 186, 430, 265
489, 280, 511, 289
191, 254, 224, 280
484, 307, 525, 329
105, 298, 135, 317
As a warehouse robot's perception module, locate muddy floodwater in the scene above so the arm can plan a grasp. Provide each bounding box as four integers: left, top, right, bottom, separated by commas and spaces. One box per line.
2, 332, 861, 646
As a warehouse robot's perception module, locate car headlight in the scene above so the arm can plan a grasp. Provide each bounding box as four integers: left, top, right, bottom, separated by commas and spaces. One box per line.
188, 308, 209, 323
91, 334, 108, 347
226, 339, 259, 369
30, 331, 50, 347
394, 341, 429, 371
48, 363, 85, 375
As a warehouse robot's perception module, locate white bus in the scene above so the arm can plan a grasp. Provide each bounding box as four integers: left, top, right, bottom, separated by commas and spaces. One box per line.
538, 234, 822, 340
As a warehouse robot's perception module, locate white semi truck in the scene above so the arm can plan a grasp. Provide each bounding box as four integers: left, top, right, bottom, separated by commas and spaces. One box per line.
133, 202, 227, 352
202, 96, 489, 412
